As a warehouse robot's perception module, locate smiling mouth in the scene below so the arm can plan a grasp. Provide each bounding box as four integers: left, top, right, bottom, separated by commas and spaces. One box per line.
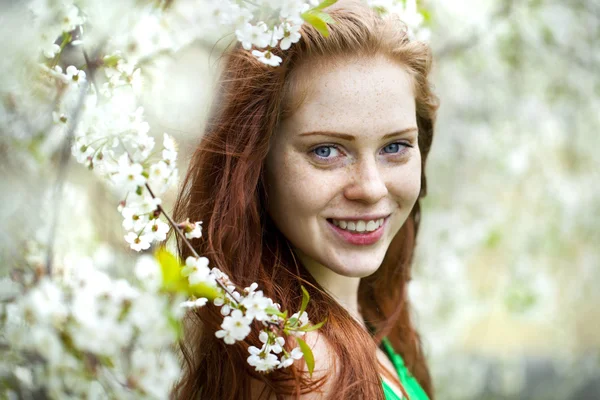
325, 216, 389, 246
326, 217, 385, 233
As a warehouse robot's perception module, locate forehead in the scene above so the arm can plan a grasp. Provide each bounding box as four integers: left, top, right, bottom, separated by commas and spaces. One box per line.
280, 55, 417, 138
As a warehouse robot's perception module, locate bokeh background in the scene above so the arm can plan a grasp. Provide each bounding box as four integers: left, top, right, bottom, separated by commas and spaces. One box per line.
1, 0, 599, 399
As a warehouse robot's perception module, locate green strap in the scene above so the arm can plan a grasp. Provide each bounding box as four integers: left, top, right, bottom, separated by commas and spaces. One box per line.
380, 337, 430, 400
382, 379, 402, 400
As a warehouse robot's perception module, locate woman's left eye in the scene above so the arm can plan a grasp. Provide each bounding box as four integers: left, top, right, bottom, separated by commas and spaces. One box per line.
382, 142, 411, 154
312, 145, 341, 159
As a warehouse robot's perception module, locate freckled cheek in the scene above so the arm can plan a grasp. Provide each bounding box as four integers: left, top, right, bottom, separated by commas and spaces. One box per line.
388, 162, 422, 205
273, 163, 340, 218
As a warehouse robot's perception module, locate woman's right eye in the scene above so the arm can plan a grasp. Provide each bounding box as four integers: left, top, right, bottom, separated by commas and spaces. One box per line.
312, 145, 341, 159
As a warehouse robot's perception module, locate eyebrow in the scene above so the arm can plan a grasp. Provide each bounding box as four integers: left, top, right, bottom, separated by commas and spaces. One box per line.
298, 127, 418, 141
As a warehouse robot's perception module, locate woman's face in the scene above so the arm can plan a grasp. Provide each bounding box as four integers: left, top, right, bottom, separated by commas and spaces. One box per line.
265, 55, 421, 279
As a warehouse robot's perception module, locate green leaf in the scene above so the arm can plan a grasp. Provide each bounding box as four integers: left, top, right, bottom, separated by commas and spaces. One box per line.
189, 282, 220, 300
313, 0, 338, 11
299, 285, 310, 316
265, 306, 287, 318
155, 247, 180, 284
301, 10, 334, 38
315, 11, 335, 25
296, 337, 315, 377
155, 247, 189, 293
298, 318, 327, 332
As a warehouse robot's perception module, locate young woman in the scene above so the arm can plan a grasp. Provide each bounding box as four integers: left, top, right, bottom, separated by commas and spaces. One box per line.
172, 1, 438, 399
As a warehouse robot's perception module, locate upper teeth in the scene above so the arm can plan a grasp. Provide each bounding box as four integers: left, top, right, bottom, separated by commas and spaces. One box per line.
331, 218, 385, 232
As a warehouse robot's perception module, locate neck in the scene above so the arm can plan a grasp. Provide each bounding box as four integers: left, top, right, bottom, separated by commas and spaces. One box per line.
295, 251, 365, 328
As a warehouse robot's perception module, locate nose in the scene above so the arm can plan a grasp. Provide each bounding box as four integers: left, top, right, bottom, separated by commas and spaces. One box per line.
343, 157, 388, 204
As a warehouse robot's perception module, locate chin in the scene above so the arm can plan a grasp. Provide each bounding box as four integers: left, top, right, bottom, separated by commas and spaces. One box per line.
325, 256, 384, 278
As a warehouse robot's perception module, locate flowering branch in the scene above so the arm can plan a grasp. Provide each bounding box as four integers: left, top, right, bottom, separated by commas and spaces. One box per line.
142, 181, 245, 306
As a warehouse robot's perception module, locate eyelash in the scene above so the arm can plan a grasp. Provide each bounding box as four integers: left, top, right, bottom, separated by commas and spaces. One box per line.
310, 142, 413, 161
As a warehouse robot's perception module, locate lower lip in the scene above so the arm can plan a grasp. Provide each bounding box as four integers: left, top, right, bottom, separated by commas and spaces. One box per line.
326, 218, 387, 246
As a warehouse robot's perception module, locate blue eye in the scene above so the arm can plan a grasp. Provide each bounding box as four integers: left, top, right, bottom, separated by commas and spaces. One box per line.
383, 143, 400, 153
312, 145, 340, 159
382, 142, 411, 154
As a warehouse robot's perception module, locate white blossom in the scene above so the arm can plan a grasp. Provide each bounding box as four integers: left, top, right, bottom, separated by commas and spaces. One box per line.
213, 296, 225, 306
279, 0, 311, 23
131, 132, 155, 162
148, 218, 169, 241
121, 206, 150, 231
241, 290, 272, 321
162, 133, 177, 164
220, 303, 231, 316
148, 160, 173, 192
42, 43, 60, 58
60, 4, 85, 32
184, 221, 203, 239
279, 23, 301, 50
65, 65, 86, 84
180, 298, 209, 308
124, 231, 153, 251
112, 154, 146, 192
149, 160, 170, 181
252, 50, 282, 66
258, 331, 285, 354
244, 282, 259, 294
278, 347, 304, 368
289, 311, 310, 336
247, 347, 281, 372
126, 194, 162, 215
215, 309, 252, 345
235, 22, 271, 50
182, 256, 214, 286
71, 140, 95, 165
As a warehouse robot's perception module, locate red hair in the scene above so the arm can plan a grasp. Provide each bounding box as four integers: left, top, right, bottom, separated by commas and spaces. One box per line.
171, 2, 439, 399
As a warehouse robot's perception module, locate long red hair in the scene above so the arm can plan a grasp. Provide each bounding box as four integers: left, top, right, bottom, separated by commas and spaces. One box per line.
171, 1, 439, 399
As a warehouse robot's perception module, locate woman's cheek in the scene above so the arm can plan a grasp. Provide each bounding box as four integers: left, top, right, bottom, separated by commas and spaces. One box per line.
287, 168, 339, 214
390, 159, 421, 206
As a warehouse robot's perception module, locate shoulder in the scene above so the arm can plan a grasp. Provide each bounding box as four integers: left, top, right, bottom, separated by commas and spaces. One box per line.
250, 332, 339, 400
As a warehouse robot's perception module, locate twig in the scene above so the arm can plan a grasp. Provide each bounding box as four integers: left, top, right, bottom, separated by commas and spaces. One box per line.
143, 182, 242, 305
45, 78, 89, 276
45, 44, 105, 276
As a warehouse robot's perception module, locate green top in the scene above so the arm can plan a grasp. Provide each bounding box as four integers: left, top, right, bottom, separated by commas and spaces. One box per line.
380, 337, 430, 400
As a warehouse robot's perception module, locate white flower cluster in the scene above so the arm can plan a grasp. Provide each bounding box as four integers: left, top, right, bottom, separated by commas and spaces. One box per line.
75, 100, 178, 251
179, 265, 315, 373
1, 256, 183, 399
230, 0, 315, 66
